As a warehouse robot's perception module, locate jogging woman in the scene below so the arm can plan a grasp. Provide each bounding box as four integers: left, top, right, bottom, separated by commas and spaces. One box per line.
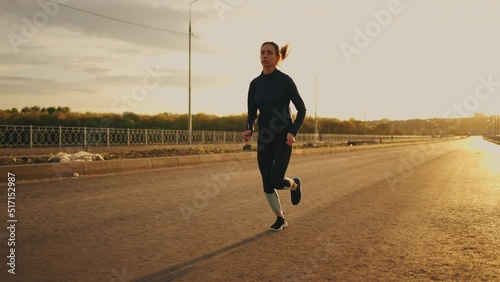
243, 42, 307, 231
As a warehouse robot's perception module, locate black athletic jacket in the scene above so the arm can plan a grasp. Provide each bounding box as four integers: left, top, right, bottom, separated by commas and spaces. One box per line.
246, 69, 307, 137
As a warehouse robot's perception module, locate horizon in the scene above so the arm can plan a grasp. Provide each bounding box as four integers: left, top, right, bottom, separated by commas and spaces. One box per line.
1, 1, 500, 121
2, 105, 497, 123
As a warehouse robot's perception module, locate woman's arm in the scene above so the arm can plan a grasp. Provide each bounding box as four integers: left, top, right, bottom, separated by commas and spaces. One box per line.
246, 80, 258, 136
287, 77, 306, 137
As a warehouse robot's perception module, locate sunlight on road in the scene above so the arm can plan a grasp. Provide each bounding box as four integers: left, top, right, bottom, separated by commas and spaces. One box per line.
462, 136, 500, 176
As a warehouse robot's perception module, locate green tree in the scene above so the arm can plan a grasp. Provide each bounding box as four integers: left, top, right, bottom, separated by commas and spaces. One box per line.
47, 107, 56, 114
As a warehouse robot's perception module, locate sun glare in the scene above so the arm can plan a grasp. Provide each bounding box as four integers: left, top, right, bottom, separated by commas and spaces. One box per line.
464, 137, 500, 176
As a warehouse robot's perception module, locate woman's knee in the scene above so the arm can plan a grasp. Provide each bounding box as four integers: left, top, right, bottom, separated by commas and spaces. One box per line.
270, 178, 288, 190
263, 185, 275, 194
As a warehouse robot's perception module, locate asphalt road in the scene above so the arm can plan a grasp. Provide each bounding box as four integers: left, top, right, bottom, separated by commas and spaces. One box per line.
1, 136, 499, 281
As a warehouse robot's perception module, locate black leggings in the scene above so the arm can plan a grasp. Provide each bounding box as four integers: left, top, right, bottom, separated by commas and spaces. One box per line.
257, 131, 293, 194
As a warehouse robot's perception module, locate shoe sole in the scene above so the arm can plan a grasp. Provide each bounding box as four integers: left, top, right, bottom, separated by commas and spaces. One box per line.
269, 222, 288, 232
291, 177, 301, 205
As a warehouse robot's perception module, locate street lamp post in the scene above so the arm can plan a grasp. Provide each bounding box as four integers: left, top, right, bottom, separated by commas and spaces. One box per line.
363, 96, 366, 136
314, 76, 318, 140
495, 115, 498, 137
188, 0, 199, 144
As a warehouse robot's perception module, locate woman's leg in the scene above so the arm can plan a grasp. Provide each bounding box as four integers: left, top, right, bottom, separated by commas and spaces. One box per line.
269, 132, 295, 190
257, 136, 285, 218
268, 132, 301, 205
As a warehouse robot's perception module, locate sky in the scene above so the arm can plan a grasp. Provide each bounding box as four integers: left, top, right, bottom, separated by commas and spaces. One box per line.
1, 0, 500, 121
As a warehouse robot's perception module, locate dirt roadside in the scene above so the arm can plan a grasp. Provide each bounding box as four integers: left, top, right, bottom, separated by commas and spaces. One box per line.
0, 142, 342, 166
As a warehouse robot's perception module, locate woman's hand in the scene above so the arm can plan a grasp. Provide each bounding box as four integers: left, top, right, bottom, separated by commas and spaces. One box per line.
286, 133, 295, 146
243, 130, 252, 142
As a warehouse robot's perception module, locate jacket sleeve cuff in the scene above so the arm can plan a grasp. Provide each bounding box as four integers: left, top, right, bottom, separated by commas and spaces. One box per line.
246, 124, 254, 135
288, 128, 298, 137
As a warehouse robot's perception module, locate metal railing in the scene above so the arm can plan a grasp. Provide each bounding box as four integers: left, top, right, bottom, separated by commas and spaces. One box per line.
0, 125, 440, 148
485, 135, 500, 143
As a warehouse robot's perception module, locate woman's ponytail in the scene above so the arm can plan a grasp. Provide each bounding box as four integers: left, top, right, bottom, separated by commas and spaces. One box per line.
279, 44, 290, 62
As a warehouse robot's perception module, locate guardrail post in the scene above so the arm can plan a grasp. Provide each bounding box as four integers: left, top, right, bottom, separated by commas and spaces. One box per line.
213, 131, 216, 144
127, 128, 130, 146
145, 129, 148, 146
202, 130, 205, 143
106, 128, 110, 146
29, 125, 33, 148
161, 130, 164, 145
59, 126, 62, 147
84, 126, 87, 147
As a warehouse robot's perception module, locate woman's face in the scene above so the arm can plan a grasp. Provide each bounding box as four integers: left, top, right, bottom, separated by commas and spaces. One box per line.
260, 44, 278, 68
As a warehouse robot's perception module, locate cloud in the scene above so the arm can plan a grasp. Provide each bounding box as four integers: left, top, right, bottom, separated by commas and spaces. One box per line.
0, 75, 52, 84
2, 0, 215, 52
0, 65, 230, 99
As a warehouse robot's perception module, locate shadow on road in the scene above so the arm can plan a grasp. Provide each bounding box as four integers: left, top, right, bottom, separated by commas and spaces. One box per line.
134, 230, 271, 281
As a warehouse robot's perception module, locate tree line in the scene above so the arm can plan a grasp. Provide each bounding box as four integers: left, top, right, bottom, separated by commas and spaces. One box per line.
0, 106, 492, 136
